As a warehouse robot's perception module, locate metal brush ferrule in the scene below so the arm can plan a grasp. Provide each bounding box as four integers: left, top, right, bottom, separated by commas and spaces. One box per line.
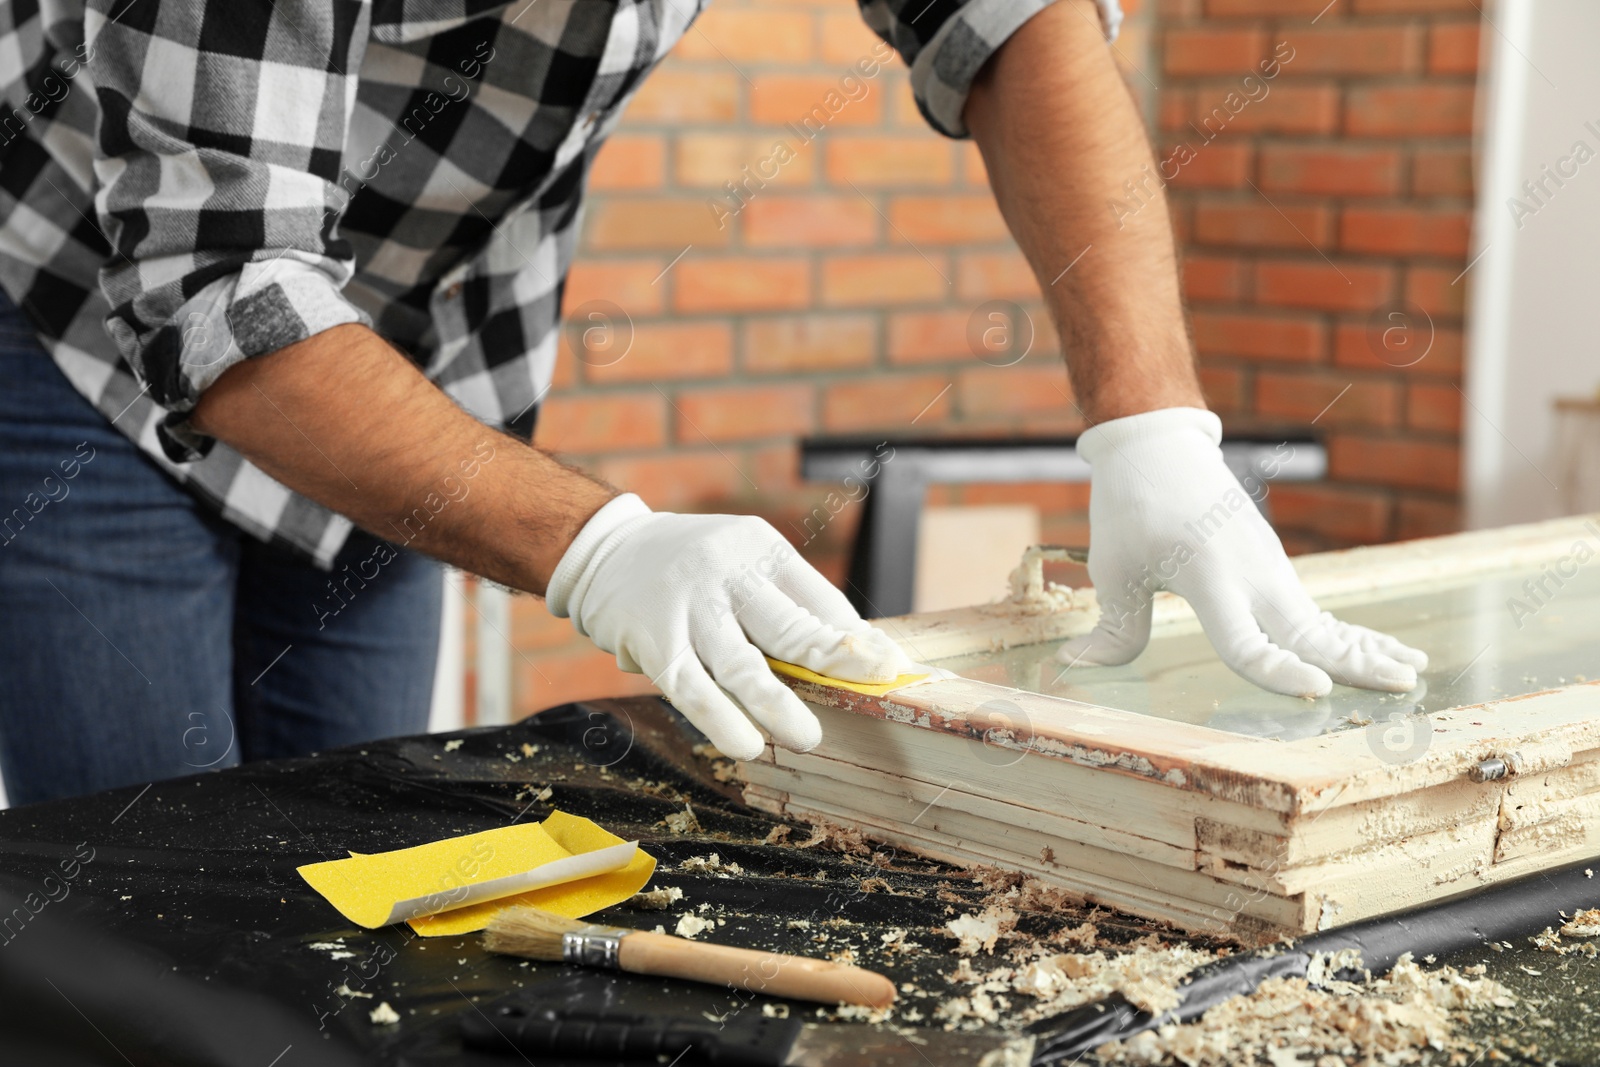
562, 925, 627, 968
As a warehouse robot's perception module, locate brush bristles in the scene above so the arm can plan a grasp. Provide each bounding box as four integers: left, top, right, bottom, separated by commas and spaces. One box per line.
483, 906, 588, 960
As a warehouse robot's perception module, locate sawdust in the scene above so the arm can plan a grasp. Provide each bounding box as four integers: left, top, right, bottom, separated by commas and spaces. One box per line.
1004, 558, 1094, 615
879, 928, 922, 955
795, 819, 874, 857
946, 905, 1019, 955
830, 1002, 894, 1024
662, 803, 702, 834
627, 886, 684, 911
1096, 953, 1515, 1066
1305, 946, 1368, 987
674, 913, 711, 939
965, 862, 1087, 915
937, 935, 1215, 1027
512, 784, 552, 805
1561, 908, 1600, 937
1529, 920, 1600, 957
308, 940, 356, 960
679, 853, 744, 876
1054, 921, 1100, 950
933, 924, 1513, 1065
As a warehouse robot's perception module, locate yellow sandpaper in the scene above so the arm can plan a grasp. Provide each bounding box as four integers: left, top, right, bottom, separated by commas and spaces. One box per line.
765, 656, 929, 697
296, 810, 655, 937
409, 811, 654, 936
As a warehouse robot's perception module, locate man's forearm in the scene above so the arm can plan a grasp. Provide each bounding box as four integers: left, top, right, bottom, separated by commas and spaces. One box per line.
192, 324, 614, 593
965, 0, 1204, 423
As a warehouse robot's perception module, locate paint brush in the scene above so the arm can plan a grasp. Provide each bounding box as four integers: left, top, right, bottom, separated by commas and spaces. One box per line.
483, 905, 897, 1008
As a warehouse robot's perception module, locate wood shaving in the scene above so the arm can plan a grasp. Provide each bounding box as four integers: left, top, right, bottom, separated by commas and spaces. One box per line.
829, 1003, 893, 1024
368, 1002, 400, 1025
1531, 926, 1564, 952
936, 988, 1008, 1027
763, 824, 793, 845
965, 862, 1087, 915
663, 803, 702, 834
859, 876, 894, 894
627, 886, 684, 910
945, 905, 1018, 955
1054, 921, 1099, 950
674, 913, 711, 939
1305, 947, 1368, 987
442, 739, 463, 752
679, 853, 744, 876
795, 819, 874, 856
1561, 908, 1600, 937
878, 928, 922, 955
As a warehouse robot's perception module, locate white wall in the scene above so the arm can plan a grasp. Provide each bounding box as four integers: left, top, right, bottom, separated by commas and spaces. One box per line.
1466, 0, 1600, 528
427, 568, 467, 733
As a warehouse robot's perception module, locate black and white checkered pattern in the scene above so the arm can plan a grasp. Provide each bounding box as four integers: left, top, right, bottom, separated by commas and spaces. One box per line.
0, 0, 1116, 567
865, 0, 1119, 135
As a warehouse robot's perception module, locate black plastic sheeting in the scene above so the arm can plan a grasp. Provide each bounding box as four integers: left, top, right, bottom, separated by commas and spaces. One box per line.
6, 695, 1594, 1067
0, 697, 1180, 1066
1031, 854, 1600, 1062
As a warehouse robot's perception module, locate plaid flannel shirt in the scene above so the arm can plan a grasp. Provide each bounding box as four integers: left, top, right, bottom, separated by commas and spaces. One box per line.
0, 0, 1119, 567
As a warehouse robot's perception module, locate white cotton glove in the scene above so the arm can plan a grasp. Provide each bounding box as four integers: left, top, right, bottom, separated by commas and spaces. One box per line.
1056, 408, 1428, 698
547, 494, 916, 760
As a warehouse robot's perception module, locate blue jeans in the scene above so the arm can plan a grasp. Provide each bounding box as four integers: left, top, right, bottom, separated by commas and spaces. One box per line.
0, 290, 441, 806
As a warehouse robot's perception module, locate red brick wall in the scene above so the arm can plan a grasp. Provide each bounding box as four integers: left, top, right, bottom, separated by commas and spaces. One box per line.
495, 0, 1482, 718
1158, 0, 1478, 551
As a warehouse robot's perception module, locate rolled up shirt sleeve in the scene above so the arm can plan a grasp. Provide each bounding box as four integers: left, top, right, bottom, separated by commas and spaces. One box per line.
85, 0, 371, 459
856, 0, 1122, 137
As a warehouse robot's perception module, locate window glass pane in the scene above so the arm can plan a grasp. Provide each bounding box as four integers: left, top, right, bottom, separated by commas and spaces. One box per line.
929, 561, 1600, 740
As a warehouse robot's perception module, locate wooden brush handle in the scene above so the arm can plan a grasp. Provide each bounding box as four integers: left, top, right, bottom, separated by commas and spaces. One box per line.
617, 931, 896, 1008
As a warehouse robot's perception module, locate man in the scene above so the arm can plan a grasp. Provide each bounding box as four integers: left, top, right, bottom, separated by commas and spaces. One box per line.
0, 0, 1425, 806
